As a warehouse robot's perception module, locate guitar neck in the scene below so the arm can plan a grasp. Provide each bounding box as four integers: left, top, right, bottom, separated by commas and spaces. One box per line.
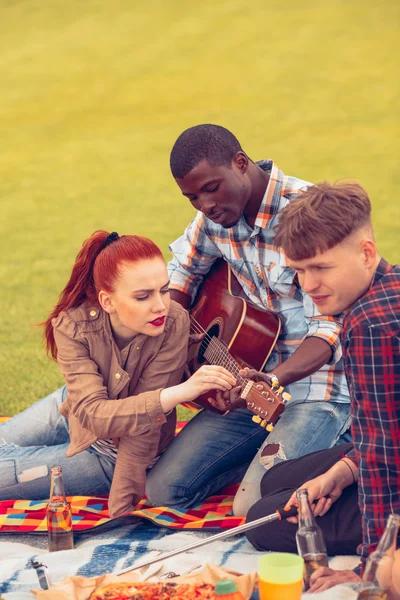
203, 336, 247, 387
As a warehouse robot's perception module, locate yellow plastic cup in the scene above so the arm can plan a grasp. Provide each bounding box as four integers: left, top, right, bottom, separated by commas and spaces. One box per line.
258, 552, 304, 600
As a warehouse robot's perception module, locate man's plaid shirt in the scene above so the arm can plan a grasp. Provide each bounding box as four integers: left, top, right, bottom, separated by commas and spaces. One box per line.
168, 160, 350, 403
344, 259, 400, 567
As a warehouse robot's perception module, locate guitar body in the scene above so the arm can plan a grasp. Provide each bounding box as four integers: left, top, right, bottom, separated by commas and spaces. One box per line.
188, 259, 281, 412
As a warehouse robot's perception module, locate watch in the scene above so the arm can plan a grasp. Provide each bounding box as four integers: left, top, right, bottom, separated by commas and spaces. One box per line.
266, 372, 280, 389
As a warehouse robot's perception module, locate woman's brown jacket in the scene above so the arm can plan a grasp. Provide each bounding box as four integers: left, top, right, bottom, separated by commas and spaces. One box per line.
52, 299, 189, 517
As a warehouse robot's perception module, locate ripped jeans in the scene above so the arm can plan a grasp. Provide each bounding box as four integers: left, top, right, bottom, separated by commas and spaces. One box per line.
145, 399, 351, 516
0, 387, 115, 499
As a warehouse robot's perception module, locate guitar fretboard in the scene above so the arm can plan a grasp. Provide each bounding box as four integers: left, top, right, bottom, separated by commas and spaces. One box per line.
203, 336, 247, 387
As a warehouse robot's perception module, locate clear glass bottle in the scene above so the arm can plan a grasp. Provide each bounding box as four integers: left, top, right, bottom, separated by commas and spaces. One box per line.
357, 513, 400, 600
295, 488, 329, 590
46, 465, 74, 552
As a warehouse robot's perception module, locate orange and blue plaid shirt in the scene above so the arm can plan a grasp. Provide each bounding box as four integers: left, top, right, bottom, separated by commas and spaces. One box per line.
344, 259, 400, 568
168, 160, 350, 404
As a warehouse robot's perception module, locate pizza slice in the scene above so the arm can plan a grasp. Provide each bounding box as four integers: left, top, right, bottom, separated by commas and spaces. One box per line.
90, 580, 215, 600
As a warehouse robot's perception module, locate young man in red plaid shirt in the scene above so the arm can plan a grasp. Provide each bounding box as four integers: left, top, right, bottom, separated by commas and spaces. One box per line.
245, 181, 400, 595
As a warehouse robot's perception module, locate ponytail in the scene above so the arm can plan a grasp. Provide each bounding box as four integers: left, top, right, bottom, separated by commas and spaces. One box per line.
42, 230, 109, 360
42, 230, 163, 360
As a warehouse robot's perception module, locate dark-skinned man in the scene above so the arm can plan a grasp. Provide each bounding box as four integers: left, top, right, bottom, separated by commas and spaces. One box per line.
145, 124, 351, 516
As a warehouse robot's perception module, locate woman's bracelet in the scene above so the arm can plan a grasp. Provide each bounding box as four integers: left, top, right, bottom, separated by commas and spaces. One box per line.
340, 458, 357, 484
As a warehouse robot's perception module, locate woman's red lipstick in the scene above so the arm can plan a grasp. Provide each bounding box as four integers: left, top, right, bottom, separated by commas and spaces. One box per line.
149, 316, 166, 327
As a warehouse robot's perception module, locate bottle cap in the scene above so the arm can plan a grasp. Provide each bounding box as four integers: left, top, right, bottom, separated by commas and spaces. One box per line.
214, 579, 239, 594
50, 465, 63, 476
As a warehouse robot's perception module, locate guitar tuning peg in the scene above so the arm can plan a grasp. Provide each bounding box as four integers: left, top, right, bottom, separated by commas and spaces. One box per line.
266, 423, 274, 432
282, 392, 292, 402
252, 415, 262, 424
260, 419, 267, 428
278, 386, 284, 394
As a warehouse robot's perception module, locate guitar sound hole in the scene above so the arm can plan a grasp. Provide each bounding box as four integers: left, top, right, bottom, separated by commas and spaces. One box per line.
198, 324, 220, 364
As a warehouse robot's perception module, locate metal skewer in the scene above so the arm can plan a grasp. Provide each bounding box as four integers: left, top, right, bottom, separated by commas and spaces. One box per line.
116, 504, 298, 576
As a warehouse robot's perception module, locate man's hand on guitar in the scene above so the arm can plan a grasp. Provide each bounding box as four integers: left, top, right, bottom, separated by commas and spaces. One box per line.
207, 386, 245, 412
239, 367, 274, 386
207, 367, 277, 412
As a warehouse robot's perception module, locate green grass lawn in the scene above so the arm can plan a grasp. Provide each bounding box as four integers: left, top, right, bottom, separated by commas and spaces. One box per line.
1, 0, 399, 416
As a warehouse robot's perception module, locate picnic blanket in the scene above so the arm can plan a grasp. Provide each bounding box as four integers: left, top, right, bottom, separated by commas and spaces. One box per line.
0, 485, 245, 534
0, 416, 360, 599
0, 521, 360, 600
0, 418, 245, 534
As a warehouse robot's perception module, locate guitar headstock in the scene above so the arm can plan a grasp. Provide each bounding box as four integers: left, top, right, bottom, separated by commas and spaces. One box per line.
240, 380, 291, 431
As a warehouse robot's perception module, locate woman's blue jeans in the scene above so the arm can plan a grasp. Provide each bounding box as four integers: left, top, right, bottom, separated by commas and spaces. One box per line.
0, 387, 114, 500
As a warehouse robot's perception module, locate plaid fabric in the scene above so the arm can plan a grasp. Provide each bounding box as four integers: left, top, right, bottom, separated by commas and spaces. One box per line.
343, 259, 400, 567
168, 160, 349, 403
0, 420, 245, 534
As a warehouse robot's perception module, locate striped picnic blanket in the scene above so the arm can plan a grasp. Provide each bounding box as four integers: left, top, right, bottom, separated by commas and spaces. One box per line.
0, 485, 244, 534
0, 419, 245, 534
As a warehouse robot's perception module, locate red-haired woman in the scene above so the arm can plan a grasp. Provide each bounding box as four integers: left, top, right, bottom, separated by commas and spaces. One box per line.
0, 231, 236, 517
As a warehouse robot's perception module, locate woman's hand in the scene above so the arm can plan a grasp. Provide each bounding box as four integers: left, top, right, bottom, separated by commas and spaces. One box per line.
160, 365, 237, 413
307, 567, 360, 593
182, 365, 236, 402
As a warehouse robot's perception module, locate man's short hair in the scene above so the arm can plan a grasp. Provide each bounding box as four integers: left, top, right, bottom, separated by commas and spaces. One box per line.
170, 124, 243, 179
274, 181, 372, 260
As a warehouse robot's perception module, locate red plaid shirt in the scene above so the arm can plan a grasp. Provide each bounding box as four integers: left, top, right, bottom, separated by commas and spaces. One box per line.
343, 259, 400, 568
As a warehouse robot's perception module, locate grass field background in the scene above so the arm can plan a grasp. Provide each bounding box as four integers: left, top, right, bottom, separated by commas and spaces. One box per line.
1, 0, 399, 416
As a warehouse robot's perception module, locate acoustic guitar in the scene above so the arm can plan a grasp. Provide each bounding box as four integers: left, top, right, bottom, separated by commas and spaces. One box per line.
188, 259, 291, 427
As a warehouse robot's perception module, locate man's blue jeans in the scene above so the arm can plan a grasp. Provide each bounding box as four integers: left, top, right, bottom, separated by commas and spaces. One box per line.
0, 387, 114, 500
0, 388, 351, 513
146, 399, 351, 515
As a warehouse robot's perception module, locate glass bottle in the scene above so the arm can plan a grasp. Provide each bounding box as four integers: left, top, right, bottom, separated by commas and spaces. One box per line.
357, 513, 400, 600
295, 488, 329, 590
46, 465, 74, 552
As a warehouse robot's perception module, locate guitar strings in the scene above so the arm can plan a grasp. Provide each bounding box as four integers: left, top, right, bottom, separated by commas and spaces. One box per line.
190, 318, 246, 384
190, 317, 244, 378
189, 316, 283, 409
189, 318, 223, 350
